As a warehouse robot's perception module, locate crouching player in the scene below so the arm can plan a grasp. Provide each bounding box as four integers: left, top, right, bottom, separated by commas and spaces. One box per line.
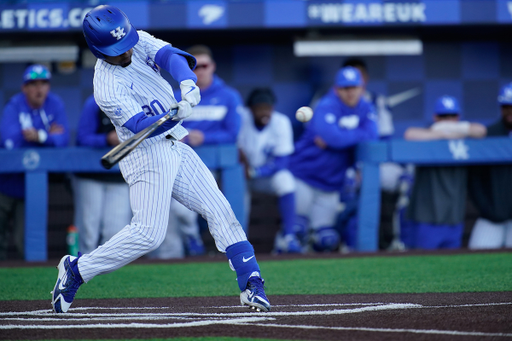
289, 67, 378, 252
238, 88, 302, 253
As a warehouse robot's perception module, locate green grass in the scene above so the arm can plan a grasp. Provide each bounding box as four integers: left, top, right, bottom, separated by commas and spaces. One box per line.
1, 252, 511, 301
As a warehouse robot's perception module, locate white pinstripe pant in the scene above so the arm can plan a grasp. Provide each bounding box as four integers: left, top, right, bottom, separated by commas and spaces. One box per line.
78, 139, 247, 282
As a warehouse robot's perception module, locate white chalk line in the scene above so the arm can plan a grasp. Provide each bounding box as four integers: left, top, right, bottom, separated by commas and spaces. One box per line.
212, 302, 388, 309
0, 317, 273, 329
232, 322, 512, 338
2, 301, 511, 337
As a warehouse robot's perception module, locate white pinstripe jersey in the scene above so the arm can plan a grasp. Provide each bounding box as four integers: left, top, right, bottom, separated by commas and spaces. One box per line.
93, 30, 188, 144
238, 108, 294, 168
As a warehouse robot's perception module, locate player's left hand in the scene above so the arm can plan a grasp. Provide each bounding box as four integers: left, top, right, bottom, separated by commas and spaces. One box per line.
171, 100, 193, 121
180, 79, 201, 107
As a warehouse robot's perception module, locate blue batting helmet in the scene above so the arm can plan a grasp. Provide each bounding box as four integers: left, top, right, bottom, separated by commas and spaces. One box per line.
82, 5, 139, 59
498, 83, 512, 105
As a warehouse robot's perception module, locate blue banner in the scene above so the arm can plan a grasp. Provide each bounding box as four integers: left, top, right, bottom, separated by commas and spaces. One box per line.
0, 0, 511, 31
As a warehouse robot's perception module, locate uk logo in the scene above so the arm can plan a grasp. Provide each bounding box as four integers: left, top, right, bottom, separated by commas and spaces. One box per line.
448, 140, 469, 160
442, 97, 455, 109
110, 27, 126, 40
114, 107, 123, 117
344, 68, 357, 80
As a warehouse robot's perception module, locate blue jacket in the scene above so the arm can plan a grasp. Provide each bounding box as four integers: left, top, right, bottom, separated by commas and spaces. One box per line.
176, 75, 241, 145
76, 94, 112, 148
0, 92, 69, 198
289, 89, 378, 192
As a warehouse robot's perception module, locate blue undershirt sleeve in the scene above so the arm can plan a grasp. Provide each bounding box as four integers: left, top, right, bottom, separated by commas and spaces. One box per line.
123, 111, 179, 137
155, 45, 197, 83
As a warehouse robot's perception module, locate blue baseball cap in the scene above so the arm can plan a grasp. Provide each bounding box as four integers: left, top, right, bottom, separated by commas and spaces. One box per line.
435, 95, 460, 115
23, 64, 51, 84
335, 66, 363, 88
498, 83, 512, 105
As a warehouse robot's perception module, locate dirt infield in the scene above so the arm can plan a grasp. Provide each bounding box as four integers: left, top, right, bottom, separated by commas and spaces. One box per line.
1, 292, 511, 341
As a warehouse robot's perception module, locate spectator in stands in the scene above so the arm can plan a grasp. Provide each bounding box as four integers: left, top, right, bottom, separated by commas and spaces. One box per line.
468, 83, 512, 249
289, 66, 378, 253
238, 88, 302, 254
404, 95, 486, 250
151, 44, 243, 258
0, 64, 69, 259
73, 94, 132, 254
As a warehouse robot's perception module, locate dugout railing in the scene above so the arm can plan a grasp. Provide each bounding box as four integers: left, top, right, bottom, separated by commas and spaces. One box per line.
0, 144, 245, 261
2, 138, 512, 261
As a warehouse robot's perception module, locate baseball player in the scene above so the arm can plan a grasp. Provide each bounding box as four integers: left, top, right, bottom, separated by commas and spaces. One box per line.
51, 5, 270, 313
72, 94, 132, 254
238, 88, 302, 253
404, 95, 486, 249
0, 64, 69, 259
289, 66, 378, 252
468, 83, 512, 249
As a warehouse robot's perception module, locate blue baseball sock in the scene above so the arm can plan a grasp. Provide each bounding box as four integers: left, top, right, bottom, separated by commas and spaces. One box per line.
70, 252, 84, 284
226, 241, 260, 291
279, 193, 296, 236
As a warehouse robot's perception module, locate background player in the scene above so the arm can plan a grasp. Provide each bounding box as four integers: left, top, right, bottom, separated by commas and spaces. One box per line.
238, 88, 302, 253
51, 5, 270, 314
404, 95, 486, 249
0, 64, 69, 260
468, 83, 512, 249
289, 66, 378, 252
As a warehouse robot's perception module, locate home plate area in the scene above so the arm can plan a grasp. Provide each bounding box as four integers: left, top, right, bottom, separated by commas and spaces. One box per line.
1, 292, 511, 341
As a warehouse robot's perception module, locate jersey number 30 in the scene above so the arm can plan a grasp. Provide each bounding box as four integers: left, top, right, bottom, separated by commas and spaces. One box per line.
142, 100, 166, 117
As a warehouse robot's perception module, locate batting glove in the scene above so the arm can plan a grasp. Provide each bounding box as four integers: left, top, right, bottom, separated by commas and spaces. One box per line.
180, 79, 201, 107
171, 100, 193, 121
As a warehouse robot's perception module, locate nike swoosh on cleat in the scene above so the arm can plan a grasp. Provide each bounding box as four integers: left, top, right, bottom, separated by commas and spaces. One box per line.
242, 256, 255, 262
185, 86, 196, 95
58, 274, 67, 291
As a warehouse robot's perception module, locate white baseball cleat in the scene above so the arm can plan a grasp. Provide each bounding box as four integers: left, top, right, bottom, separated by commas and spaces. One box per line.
51, 255, 83, 313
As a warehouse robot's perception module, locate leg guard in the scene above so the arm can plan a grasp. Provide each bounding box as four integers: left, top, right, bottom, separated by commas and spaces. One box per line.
226, 241, 260, 291
311, 227, 340, 252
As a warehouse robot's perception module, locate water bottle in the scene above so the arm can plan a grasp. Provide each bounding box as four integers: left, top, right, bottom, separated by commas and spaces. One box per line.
66, 225, 79, 256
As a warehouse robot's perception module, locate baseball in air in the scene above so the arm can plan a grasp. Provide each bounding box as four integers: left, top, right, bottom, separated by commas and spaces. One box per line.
295, 106, 313, 122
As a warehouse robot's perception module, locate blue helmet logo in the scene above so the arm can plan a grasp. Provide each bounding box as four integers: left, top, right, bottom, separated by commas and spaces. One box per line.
82, 5, 139, 59
435, 95, 460, 115
498, 83, 512, 106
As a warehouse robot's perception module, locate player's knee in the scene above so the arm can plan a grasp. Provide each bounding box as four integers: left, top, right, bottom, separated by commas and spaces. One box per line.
311, 227, 340, 252
271, 170, 295, 196
138, 225, 168, 252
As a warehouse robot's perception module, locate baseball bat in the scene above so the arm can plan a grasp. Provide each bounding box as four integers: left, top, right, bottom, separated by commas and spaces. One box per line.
101, 108, 178, 169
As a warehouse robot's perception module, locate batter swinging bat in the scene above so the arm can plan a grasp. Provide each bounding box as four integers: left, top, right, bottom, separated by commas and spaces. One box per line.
101, 108, 178, 169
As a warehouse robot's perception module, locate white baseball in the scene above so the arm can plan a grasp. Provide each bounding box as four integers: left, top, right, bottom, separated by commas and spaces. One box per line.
295, 106, 313, 122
